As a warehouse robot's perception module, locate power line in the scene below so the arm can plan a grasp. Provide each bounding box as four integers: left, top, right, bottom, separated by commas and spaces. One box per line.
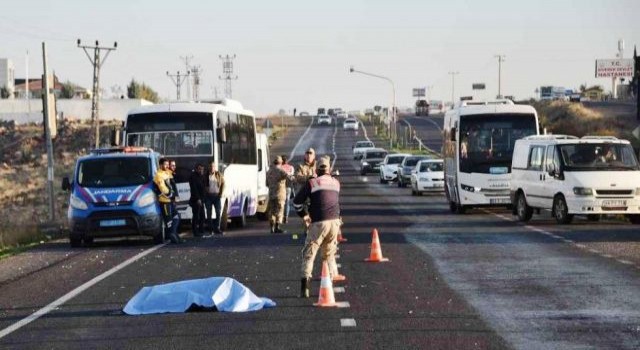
77, 39, 117, 148
166, 70, 190, 101
180, 54, 193, 100
219, 54, 237, 98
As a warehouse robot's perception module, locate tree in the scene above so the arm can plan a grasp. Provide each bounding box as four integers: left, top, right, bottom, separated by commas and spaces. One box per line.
0, 86, 10, 99
127, 79, 159, 103
60, 81, 76, 99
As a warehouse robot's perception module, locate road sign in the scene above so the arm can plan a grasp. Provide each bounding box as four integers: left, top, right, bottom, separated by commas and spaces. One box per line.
595, 59, 634, 78
472, 83, 486, 90
412, 88, 426, 97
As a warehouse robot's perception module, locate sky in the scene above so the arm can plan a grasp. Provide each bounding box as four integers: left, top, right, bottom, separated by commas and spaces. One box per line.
1, 0, 639, 116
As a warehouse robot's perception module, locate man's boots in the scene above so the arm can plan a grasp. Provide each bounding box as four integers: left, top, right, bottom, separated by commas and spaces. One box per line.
300, 277, 311, 298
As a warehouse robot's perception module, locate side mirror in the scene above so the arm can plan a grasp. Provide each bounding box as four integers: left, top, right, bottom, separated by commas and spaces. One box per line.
216, 127, 227, 144
450, 127, 457, 141
62, 177, 71, 191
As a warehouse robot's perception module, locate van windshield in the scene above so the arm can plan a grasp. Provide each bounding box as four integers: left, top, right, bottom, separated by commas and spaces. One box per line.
78, 157, 151, 188
560, 143, 639, 171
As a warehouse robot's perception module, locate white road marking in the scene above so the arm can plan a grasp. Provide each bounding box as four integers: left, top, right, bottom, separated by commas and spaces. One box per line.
336, 301, 350, 308
336, 263, 342, 268
340, 318, 357, 327
288, 116, 316, 160
334, 286, 345, 293
0, 243, 167, 340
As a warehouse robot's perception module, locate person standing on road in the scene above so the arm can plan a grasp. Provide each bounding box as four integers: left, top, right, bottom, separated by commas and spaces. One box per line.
168, 159, 181, 226
266, 155, 292, 234
294, 148, 316, 191
188, 163, 207, 237
154, 158, 183, 244
293, 156, 341, 298
205, 161, 225, 235
280, 154, 295, 224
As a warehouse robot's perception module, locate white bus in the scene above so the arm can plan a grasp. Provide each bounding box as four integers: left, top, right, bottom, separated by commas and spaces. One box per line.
123, 99, 269, 229
443, 100, 539, 214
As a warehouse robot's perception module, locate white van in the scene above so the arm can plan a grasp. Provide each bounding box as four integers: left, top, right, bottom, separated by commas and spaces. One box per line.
510, 135, 640, 224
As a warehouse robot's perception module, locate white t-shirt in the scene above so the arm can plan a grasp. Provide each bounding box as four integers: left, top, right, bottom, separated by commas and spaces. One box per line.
208, 174, 219, 195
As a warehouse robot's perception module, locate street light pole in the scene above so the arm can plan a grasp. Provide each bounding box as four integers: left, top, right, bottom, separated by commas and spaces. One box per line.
448, 71, 459, 106
349, 66, 396, 150
494, 55, 506, 98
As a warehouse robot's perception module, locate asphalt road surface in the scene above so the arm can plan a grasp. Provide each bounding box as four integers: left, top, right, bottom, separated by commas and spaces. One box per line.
399, 113, 444, 155
1, 117, 639, 349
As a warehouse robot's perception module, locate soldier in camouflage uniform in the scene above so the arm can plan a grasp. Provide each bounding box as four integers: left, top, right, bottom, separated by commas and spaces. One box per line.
266, 155, 292, 233
295, 147, 316, 191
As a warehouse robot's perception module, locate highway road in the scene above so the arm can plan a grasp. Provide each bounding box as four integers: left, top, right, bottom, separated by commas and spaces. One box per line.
1, 118, 640, 349
398, 113, 445, 155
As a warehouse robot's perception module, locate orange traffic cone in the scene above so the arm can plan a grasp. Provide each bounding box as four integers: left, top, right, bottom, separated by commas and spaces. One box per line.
314, 261, 338, 307
332, 261, 346, 282
365, 228, 390, 262
337, 231, 347, 243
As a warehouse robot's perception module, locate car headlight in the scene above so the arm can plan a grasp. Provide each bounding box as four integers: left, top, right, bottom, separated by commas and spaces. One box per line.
70, 194, 88, 210
137, 191, 156, 207
573, 187, 593, 196
362, 162, 369, 166
419, 177, 430, 182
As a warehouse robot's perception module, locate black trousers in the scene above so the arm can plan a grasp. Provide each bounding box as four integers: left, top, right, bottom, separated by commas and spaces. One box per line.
190, 200, 205, 235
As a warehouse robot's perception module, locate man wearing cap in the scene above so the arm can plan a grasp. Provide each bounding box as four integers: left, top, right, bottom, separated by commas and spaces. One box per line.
295, 147, 316, 191
266, 155, 293, 234
293, 155, 341, 298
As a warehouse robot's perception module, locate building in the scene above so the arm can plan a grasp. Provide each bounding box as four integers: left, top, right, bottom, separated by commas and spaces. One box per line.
0, 58, 15, 99
14, 76, 64, 99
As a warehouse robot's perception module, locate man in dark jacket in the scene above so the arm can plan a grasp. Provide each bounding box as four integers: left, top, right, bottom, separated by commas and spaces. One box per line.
293, 156, 341, 298
188, 163, 207, 237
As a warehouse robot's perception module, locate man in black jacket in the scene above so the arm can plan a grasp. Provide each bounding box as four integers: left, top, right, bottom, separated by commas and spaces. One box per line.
293, 156, 341, 298
189, 163, 207, 237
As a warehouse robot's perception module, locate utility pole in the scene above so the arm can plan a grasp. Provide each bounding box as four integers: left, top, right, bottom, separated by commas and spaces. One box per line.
166, 71, 190, 100
191, 65, 202, 100
219, 54, 237, 98
180, 54, 193, 100
634, 45, 639, 121
495, 55, 506, 98
77, 39, 117, 148
42, 42, 55, 222
448, 71, 459, 105
26, 50, 31, 113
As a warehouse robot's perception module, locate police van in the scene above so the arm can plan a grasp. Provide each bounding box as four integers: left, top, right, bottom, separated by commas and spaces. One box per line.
62, 147, 164, 247
510, 135, 640, 224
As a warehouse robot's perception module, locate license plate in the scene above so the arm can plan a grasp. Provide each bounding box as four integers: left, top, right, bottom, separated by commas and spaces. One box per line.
434, 183, 444, 187
601, 200, 626, 207
490, 198, 510, 204
100, 219, 126, 227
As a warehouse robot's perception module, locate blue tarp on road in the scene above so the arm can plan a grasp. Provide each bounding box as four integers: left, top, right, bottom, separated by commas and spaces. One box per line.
123, 277, 276, 315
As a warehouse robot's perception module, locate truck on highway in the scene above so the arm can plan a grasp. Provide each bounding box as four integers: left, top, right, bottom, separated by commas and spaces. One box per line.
62, 147, 164, 247
415, 99, 430, 116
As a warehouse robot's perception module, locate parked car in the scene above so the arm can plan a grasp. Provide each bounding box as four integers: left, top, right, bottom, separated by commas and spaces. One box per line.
352, 140, 376, 160
510, 135, 640, 224
379, 153, 410, 183
343, 118, 359, 131
317, 114, 332, 126
410, 159, 444, 195
397, 155, 430, 187
360, 148, 388, 175
336, 111, 347, 119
